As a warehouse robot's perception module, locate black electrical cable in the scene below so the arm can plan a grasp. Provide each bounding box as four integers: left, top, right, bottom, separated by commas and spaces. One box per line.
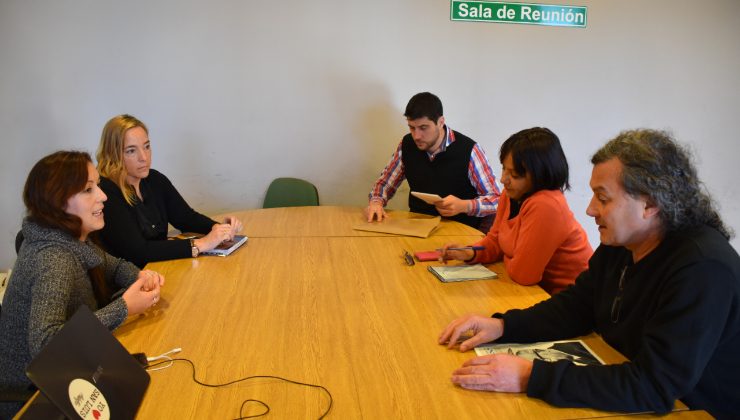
146, 358, 333, 419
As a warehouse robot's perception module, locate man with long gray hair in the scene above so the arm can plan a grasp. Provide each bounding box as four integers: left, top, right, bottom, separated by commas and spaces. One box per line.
439, 129, 740, 418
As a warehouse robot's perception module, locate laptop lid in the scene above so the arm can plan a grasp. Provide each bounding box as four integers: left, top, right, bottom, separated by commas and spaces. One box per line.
25, 305, 149, 420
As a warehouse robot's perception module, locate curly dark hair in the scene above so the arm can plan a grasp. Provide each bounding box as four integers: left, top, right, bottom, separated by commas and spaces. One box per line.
23, 150, 92, 239
591, 129, 732, 239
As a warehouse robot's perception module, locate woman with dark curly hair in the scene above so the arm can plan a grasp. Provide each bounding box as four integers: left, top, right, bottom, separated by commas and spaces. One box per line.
0, 151, 164, 418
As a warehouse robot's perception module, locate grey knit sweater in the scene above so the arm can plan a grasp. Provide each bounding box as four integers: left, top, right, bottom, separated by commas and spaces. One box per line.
0, 219, 139, 417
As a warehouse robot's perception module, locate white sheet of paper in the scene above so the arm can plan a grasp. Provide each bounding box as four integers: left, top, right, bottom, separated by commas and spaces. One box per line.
410, 191, 443, 205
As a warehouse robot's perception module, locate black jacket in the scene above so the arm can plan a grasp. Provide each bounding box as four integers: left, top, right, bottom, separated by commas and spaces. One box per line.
499, 225, 740, 418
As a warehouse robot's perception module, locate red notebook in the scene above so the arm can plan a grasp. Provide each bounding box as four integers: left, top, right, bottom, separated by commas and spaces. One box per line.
414, 250, 441, 262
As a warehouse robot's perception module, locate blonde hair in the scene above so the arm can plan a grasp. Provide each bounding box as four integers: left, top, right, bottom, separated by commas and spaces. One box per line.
96, 114, 148, 206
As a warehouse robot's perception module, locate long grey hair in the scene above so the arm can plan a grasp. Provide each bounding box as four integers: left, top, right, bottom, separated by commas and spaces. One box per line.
592, 129, 732, 239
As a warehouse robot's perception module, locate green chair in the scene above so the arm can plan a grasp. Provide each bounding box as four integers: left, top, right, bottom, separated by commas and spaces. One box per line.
262, 177, 320, 208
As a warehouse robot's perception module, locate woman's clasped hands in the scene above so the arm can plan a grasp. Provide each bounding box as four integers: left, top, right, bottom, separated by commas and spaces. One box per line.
122, 269, 165, 315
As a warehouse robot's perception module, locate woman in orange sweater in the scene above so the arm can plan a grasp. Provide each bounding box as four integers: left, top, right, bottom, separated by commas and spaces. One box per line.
441, 127, 592, 294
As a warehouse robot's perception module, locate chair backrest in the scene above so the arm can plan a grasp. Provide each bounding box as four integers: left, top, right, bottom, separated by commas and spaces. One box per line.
263, 177, 319, 208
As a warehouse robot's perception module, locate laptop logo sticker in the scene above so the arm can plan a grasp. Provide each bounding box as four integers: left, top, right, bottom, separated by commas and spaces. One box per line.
68, 378, 110, 420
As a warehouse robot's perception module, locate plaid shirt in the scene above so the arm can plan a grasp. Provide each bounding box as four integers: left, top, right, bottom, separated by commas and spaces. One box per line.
369, 126, 500, 216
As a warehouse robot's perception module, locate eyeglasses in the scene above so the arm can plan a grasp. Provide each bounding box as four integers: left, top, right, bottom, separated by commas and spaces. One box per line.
610, 266, 628, 323
402, 250, 415, 266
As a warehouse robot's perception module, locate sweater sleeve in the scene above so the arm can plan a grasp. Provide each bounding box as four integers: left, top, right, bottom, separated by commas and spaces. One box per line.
502, 194, 573, 286
99, 177, 196, 268
27, 249, 76, 356
27, 248, 129, 357
99, 247, 139, 290
93, 248, 140, 329
526, 261, 738, 414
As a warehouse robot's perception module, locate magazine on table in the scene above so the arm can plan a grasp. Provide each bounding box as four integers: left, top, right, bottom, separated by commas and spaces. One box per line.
474, 339, 604, 366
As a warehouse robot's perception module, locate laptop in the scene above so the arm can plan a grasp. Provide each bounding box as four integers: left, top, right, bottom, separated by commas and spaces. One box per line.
24, 305, 149, 420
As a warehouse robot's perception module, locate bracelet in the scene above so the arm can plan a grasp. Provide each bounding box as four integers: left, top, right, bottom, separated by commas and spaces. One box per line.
463, 249, 477, 263
189, 239, 199, 258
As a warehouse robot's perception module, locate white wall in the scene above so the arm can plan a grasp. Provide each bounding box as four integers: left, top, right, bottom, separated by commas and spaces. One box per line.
1, 0, 738, 270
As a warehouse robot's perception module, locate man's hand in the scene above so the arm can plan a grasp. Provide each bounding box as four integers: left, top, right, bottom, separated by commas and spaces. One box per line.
435, 195, 470, 217
451, 354, 533, 393
365, 200, 387, 222
438, 314, 504, 352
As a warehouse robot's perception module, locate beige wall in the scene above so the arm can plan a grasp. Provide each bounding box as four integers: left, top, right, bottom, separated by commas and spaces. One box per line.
1, 0, 739, 270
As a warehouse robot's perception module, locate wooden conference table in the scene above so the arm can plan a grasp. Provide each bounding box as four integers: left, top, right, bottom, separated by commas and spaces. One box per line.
115, 206, 684, 419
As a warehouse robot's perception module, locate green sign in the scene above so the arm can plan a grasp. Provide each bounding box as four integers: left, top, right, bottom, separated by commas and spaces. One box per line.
451, 1, 587, 27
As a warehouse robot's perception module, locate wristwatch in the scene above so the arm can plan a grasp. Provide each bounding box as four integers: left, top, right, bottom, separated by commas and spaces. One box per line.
190, 239, 199, 258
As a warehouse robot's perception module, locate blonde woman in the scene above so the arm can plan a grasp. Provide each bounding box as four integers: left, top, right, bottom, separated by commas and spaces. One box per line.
96, 114, 242, 268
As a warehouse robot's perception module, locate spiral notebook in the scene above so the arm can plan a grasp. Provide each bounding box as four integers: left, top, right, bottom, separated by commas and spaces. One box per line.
427, 264, 497, 283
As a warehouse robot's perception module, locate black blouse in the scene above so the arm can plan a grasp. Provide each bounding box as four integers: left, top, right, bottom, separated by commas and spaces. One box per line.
98, 169, 216, 268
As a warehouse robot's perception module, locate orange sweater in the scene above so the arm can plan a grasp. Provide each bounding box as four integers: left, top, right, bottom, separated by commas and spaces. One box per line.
472, 189, 592, 294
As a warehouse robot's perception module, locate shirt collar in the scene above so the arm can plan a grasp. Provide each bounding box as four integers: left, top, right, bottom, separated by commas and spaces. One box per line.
427, 125, 454, 159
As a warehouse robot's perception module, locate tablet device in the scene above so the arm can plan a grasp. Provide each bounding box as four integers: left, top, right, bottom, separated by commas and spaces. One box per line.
199, 235, 248, 257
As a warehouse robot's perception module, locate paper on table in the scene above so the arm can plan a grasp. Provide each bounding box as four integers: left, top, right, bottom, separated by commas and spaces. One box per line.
410, 191, 444, 205
474, 339, 605, 366
352, 216, 441, 238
